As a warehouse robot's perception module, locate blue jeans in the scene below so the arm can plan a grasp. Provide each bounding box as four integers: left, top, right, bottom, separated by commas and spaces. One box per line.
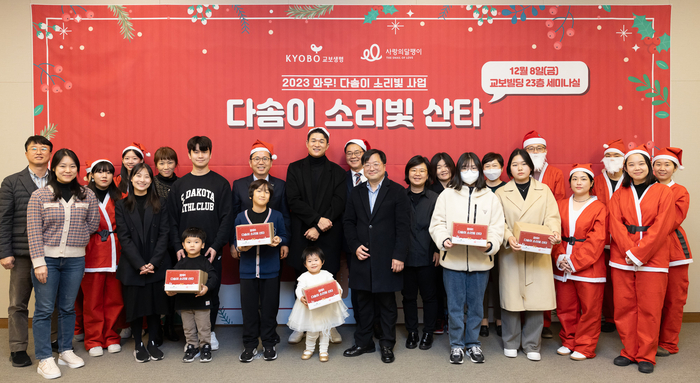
443, 268, 489, 349
31, 257, 85, 360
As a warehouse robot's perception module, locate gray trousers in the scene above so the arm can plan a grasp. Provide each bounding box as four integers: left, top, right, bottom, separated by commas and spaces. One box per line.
181, 309, 211, 348
501, 309, 543, 353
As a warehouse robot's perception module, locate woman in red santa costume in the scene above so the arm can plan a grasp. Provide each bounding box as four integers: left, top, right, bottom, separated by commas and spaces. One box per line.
552, 164, 607, 361
652, 147, 692, 357
608, 144, 675, 374
591, 138, 626, 333
80, 159, 125, 357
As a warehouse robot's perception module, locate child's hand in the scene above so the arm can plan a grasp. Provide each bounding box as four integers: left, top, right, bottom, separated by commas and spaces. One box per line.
195, 285, 209, 297
238, 245, 252, 252
301, 295, 308, 307
270, 236, 281, 247
166, 291, 176, 296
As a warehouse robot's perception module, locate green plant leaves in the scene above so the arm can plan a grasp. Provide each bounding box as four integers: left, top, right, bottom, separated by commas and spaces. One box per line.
632, 13, 655, 39
34, 105, 43, 116
655, 111, 669, 119
602, 6, 611, 12
656, 60, 669, 70
657, 33, 671, 52
382, 5, 398, 15
364, 9, 379, 24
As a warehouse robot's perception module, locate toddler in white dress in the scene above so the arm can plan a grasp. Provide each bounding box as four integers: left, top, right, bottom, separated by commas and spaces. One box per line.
287, 246, 349, 362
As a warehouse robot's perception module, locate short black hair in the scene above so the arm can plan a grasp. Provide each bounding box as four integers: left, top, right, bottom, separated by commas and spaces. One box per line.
621, 154, 657, 188
506, 149, 535, 179
181, 227, 207, 242
449, 152, 487, 191
404, 155, 431, 186
302, 246, 325, 263
361, 149, 386, 165
481, 152, 504, 169
429, 152, 456, 186
25, 135, 53, 152
187, 136, 212, 153
307, 128, 329, 143
248, 179, 274, 200
568, 173, 595, 191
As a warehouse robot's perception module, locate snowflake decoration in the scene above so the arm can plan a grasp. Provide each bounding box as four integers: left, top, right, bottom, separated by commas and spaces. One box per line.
467, 5, 497, 26
632, 44, 640, 52
617, 25, 630, 41
57, 23, 72, 39
388, 19, 403, 35
407, 10, 414, 17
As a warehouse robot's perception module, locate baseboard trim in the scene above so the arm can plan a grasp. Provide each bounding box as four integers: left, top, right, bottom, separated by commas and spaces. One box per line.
2, 314, 700, 328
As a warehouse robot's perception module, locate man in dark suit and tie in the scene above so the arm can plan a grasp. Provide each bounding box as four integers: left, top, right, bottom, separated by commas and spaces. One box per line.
344, 139, 369, 195
229, 140, 290, 259
343, 149, 410, 363
0, 136, 53, 367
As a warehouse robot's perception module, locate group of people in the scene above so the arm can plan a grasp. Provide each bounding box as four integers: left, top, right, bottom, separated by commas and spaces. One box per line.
0, 128, 691, 379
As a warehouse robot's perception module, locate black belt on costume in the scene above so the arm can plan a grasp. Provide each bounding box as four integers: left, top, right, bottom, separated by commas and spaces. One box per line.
625, 224, 649, 234
561, 236, 585, 246
98, 230, 114, 242
675, 229, 691, 259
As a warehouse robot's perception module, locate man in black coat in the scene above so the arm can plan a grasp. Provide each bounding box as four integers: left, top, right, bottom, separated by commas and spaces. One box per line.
0, 136, 52, 367
229, 140, 290, 259
343, 149, 411, 363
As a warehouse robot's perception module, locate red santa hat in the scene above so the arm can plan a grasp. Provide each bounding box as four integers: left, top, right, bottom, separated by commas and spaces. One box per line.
250, 139, 277, 160
307, 127, 330, 140
624, 144, 651, 160
85, 159, 114, 173
344, 139, 370, 152
653, 147, 684, 170
122, 142, 150, 158
522, 130, 546, 148
602, 138, 625, 156
569, 163, 595, 178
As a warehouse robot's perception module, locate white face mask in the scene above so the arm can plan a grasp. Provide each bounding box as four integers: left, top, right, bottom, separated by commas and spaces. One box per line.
460, 170, 479, 185
602, 157, 624, 174
530, 153, 547, 172
483, 168, 502, 181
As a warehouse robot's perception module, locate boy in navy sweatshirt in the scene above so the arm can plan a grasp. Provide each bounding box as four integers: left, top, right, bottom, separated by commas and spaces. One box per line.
232, 179, 287, 362
166, 227, 218, 363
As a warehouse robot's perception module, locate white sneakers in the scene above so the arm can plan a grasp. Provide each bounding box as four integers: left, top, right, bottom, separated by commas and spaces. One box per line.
557, 346, 571, 355
107, 344, 122, 353
526, 352, 541, 361
210, 332, 220, 351
37, 357, 61, 380
88, 347, 103, 357
329, 327, 342, 344
288, 330, 304, 344
120, 328, 132, 339
570, 351, 587, 360
503, 348, 518, 358
58, 350, 85, 368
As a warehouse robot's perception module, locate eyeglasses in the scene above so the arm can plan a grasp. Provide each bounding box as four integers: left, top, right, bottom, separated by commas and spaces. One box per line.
251, 157, 271, 164
525, 145, 547, 154
409, 168, 427, 175
28, 147, 49, 153
363, 162, 382, 170
346, 150, 363, 158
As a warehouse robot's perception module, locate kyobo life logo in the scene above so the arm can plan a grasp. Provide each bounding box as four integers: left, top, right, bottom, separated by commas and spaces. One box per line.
286, 44, 323, 63
361, 44, 382, 62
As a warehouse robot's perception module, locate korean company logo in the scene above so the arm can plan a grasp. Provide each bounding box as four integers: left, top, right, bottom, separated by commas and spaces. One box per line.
361, 44, 382, 62
286, 44, 344, 64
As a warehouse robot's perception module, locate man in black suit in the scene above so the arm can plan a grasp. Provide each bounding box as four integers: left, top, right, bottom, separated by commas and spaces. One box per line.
344, 139, 369, 195
0, 136, 53, 367
229, 140, 290, 259
285, 127, 347, 344
343, 149, 410, 363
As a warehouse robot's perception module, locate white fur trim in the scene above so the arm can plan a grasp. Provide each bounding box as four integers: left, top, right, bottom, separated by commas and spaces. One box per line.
523, 137, 546, 148
86, 159, 114, 174
251, 147, 271, 156
122, 145, 144, 159
652, 154, 681, 169
603, 147, 624, 156
569, 167, 594, 178
308, 127, 330, 140
345, 139, 367, 152
624, 149, 650, 160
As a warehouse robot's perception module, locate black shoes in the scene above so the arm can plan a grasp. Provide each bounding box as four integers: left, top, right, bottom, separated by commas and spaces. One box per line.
405, 332, 419, 349
10, 351, 32, 367
134, 342, 150, 363
638, 361, 654, 373
239, 347, 257, 362
419, 333, 433, 350
450, 348, 465, 364
147, 340, 164, 361
467, 346, 485, 363
200, 344, 212, 363
601, 321, 616, 333
613, 355, 633, 366
656, 346, 671, 357
183, 344, 200, 363
343, 344, 376, 357
541, 327, 554, 339
263, 346, 277, 361
380, 346, 395, 363
479, 325, 489, 337
496, 325, 502, 337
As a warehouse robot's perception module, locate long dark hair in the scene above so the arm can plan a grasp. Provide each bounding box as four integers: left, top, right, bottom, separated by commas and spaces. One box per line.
449, 152, 487, 191
88, 161, 122, 202
429, 152, 456, 186
118, 148, 144, 193
621, 154, 657, 188
123, 163, 161, 214
48, 149, 86, 201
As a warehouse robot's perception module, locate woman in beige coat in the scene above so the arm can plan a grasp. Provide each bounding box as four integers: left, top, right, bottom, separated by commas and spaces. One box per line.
495, 149, 561, 362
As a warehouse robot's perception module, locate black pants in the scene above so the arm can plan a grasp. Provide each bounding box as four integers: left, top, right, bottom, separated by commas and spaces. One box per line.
208, 255, 222, 331
402, 265, 438, 334
131, 314, 160, 347
354, 290, 397, 348
240, 277, 280, 349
